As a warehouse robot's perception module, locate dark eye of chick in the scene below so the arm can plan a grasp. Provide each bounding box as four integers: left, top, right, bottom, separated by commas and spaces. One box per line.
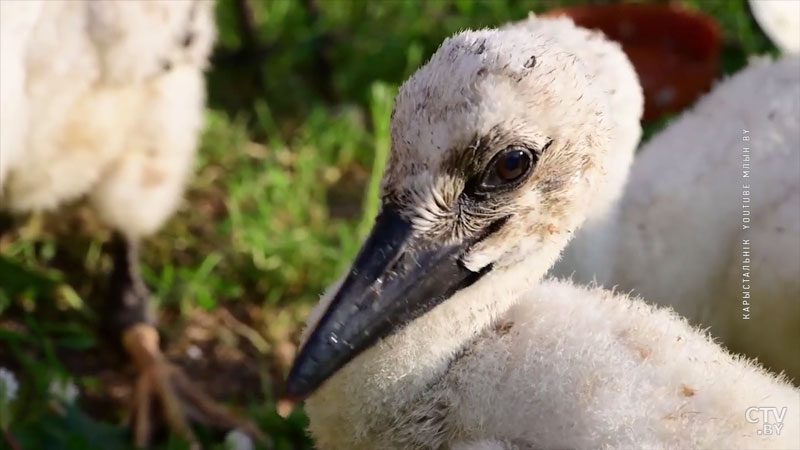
479, 147, 534, 190
496, 149, 530, 181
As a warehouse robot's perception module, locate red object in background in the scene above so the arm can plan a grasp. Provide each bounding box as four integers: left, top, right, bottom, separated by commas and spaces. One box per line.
544, 4, 722, 122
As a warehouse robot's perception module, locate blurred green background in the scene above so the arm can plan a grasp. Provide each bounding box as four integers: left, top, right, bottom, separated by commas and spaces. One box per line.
0, 0, 776, 449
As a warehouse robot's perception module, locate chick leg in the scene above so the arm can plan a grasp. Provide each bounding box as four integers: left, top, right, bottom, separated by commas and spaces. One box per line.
108, 233, 265, 447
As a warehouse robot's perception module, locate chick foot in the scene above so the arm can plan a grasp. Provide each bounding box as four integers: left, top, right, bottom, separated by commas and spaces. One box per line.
122, 324, 266, 448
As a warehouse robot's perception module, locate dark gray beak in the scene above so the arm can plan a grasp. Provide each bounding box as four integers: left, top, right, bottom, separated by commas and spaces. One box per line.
285, 204, 495, 399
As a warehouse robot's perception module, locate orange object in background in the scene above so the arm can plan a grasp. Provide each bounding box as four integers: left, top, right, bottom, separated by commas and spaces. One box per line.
544, 4, 722, 122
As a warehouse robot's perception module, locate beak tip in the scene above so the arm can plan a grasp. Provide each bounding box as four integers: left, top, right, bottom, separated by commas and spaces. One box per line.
284, 363, 316, 400
276, 395, 300, 418
279, 372, 310, 413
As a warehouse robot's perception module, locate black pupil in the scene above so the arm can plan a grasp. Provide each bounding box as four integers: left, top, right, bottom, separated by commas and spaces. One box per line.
497, 150, 529, 181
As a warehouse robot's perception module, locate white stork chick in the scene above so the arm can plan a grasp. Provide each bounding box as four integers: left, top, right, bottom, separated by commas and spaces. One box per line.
552, 56, 800, 381
0, 1, 261, 445
284, 17, 800, 450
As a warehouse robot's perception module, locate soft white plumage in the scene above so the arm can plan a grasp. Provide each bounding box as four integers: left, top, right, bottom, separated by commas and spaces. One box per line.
0, 0, 215, 238
553, 56, 800, 381
517, 15, 644, 284
311, 279, 800, 450
296, 16, 800, 450
749, 0, 800, 54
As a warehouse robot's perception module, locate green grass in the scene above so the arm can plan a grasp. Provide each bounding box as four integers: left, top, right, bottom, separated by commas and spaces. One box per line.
0, 0, 775, 448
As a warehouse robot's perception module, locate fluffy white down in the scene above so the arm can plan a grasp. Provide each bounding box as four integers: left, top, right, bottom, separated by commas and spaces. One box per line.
0, 1, 41, 187
303, 17, 799, 450
533, 15, 643, 284
465, 279, 799, 450
0, 0, 215, 238
554, 56, 800, 381
308, 279, 800, 450
749, 0, 800, 54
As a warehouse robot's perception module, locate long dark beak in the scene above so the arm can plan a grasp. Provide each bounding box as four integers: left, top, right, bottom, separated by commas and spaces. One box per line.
285, 204, 495, 399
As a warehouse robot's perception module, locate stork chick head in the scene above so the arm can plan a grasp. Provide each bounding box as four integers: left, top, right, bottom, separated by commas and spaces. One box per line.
385, 27, 612, 271
287, 27, 614, 398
